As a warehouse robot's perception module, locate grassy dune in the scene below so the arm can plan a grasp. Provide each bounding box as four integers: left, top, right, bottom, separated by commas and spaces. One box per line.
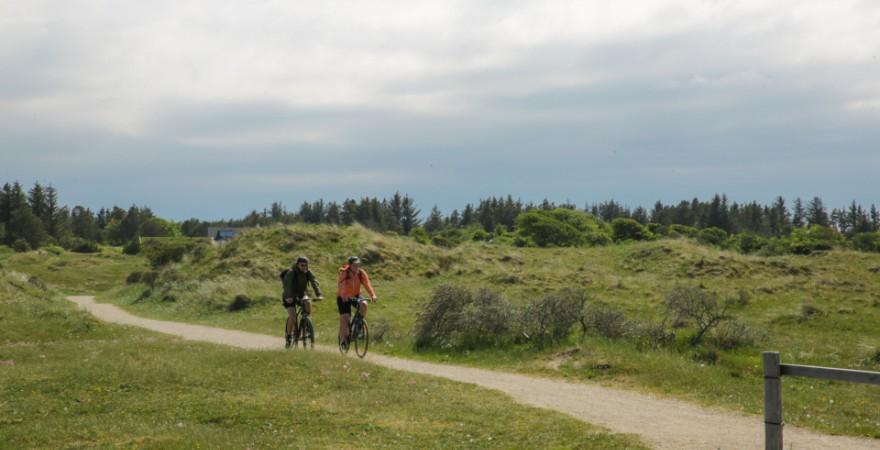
0, 268, 645, 449
5, 224, 880, 439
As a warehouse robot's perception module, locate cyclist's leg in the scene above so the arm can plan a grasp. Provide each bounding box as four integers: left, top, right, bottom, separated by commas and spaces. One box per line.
286, 305, 297, 336
359, 298, 368, 318
302, 298, 312, 316
337, 296, 351, 343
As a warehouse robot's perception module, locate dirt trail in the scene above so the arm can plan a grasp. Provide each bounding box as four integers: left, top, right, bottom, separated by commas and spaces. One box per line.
69, 296, 879, 450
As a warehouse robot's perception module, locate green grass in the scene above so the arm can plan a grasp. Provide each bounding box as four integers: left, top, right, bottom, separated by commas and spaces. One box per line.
0, 268, 645, 449
2, 246, 148, 295
8, 224, 880, 440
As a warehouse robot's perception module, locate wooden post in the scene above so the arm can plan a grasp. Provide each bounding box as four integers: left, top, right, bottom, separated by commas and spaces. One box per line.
763, 351, 783, 450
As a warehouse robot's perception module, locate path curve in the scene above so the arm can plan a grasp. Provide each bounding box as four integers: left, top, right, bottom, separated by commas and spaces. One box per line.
69, 296, 879, 450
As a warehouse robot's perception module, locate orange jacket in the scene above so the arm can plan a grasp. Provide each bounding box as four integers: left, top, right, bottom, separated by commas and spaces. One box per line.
337, 265, 376, 299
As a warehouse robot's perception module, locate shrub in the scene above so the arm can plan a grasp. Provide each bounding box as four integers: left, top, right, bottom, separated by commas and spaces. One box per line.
458, 289, 516, 348
631, 319, 675, 349
471, 229, 491, 242
521, 289, 589, 347
697, 227, 729, 247
611, 218, 652, 242
709, 320, 761, 349
668, 224, 699, 239
142, 238, 208, 267
788, 225, 840, 255
69, 238, 99, 253
228, 294, 252, 311
123, 237, 142, 255
414, 285, 470, 349
580, 304, 630, 339
852, 232, 880, 253
12, 239, 30, 253
663, 286, 732, 345
44, 244, 64, 255
516, 209, 610, 247
646, 223, 666, 236
734, 233, 766, 254
409, 227, 430, 244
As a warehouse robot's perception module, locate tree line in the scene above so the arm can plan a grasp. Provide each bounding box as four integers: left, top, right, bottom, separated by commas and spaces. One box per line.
1, 181, 177, 252
3, 179, 878, 254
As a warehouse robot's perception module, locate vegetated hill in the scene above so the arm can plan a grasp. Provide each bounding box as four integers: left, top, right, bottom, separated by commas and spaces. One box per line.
114, 223, 880, 438
0, 268, 644, 449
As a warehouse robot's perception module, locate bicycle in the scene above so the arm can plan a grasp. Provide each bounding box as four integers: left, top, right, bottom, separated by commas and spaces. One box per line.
339, 297, 369, 358
284, 296, 314, 349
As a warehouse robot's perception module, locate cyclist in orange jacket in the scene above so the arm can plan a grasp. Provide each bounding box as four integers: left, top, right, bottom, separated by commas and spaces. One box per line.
337, 256, 377, 349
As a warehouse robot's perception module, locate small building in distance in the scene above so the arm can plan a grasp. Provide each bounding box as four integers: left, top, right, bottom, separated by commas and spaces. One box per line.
207, 227, 243, 243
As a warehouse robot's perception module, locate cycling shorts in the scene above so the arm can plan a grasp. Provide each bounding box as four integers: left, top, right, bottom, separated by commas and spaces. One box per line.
337, 296, 365, 315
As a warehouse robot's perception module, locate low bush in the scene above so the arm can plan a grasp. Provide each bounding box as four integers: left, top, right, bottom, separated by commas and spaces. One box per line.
788, 225, 840, 255
663, 286, 732, 345
668, 224, 699, 239
142, 238, 208, 267
69, 238, 99, 253
13, 239, 30, 253
734, 233, 766, 254
521, 289, 589, 348
709, 320, 761, 349
123, 237, 142, 255
852, 232, 880, 253
580, 303, 630, 339
697, 227, 729, 247
228, 294, 252, 311
611, 218, 652, 242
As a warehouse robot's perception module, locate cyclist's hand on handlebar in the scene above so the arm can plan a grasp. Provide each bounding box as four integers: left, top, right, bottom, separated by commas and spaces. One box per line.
371, 296, 378, 303
316, 295, 324, 300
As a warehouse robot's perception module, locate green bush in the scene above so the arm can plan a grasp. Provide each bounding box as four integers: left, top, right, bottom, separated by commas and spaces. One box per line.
44, 244, 64, 255
414, 285, 515, 349
646, 223, 666, 236
733, 233, 766, 254
13, 239, 30, 253
611, 218, 653, 242
409, 227, 430, 244
471, 229, 491, 242
123, 237, 142, 255
788, 225, 840, 255
142, 238, 208, 267
697, 227, 729, 247
515, 209, 610, 247
69, 238, 100, 253
668, 224, 699, 238
852, 232, 880, 253
521, 289, 589, 348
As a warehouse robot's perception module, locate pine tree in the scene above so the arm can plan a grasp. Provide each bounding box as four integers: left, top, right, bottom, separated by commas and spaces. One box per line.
424, 205, 444, 234
792, 198, 805, 228
400, 195, 421, 235
806, 197, 829, 227
871, 205, 880, 232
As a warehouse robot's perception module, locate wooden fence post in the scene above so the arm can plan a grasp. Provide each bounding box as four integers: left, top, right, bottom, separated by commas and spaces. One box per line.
763, 351, 783, 450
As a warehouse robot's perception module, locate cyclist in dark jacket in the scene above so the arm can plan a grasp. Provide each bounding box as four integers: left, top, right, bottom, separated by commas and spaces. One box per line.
283, 256, 323, 346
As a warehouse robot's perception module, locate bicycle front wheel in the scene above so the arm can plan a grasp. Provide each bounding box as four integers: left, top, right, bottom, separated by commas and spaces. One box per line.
354, 320, 368, 358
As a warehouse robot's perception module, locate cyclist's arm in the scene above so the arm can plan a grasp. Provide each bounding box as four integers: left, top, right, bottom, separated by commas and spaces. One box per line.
360, 270, 377, 300
308, 271, 322, 298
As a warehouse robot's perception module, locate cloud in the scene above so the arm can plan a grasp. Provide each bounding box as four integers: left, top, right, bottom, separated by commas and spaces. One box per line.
1, 0, 879, 219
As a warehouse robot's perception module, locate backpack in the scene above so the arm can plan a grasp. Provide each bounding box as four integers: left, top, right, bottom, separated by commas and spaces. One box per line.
279, 268, 290, 282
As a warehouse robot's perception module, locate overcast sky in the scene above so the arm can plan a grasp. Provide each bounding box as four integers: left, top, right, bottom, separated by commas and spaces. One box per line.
2, 0, 878, 220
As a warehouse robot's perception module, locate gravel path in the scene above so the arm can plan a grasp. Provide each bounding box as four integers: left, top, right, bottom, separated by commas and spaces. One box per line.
69, 295, 879, 450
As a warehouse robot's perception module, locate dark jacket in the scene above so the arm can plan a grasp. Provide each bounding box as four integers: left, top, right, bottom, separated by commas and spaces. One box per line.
283, 267, 321, 299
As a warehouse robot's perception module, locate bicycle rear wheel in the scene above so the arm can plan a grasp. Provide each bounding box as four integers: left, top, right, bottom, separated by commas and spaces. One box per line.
354, 319, 368, 358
